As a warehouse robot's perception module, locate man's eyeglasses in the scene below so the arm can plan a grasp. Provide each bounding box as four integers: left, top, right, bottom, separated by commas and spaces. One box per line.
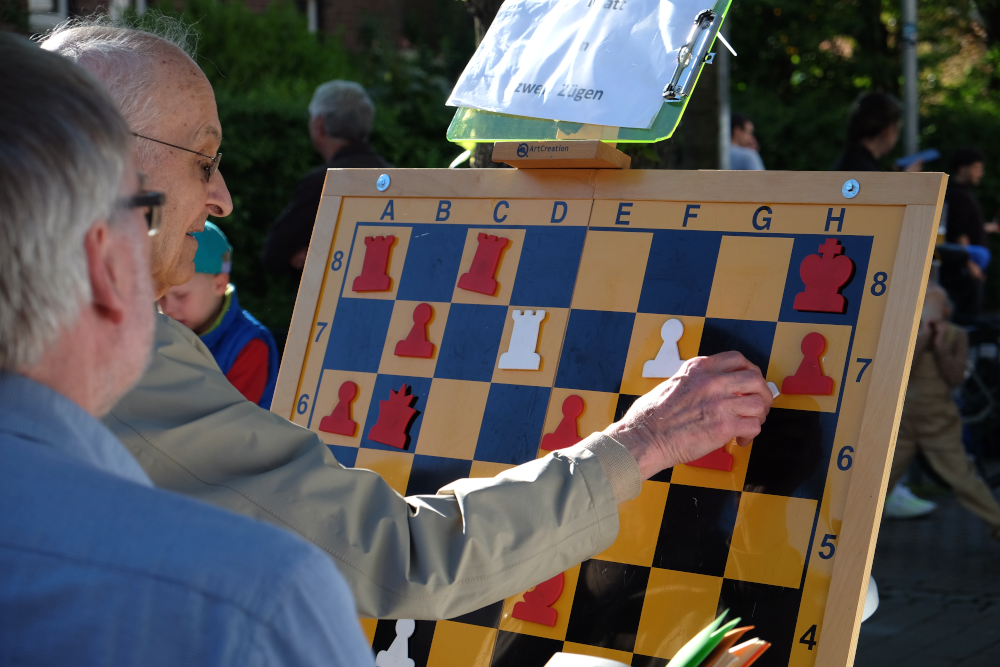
132, 132, 222, 183
118, 186, 166, 235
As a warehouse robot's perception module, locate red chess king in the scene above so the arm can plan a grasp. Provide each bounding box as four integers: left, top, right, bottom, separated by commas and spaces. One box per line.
457, 233, 509, 296
368, 384, 418, 449
352, 235, 395, 292
793, 238, 855, 313
319, 381, 358, 437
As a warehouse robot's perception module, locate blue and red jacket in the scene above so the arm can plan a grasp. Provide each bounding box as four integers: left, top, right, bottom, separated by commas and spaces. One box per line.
201, 286, 279, 409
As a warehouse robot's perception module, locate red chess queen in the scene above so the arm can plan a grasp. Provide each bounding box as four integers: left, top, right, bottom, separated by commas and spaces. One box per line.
793, 238, 855, 314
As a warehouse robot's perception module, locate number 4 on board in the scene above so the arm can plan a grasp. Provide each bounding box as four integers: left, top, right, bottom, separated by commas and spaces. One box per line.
799, 624, 818, 650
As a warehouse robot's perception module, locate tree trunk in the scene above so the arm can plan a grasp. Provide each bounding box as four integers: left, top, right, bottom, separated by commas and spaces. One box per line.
681, 58, 721, 169
464, 0, 510, 168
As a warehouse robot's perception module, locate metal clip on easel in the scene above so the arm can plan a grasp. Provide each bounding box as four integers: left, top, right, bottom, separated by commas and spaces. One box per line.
663, 9, 721, 101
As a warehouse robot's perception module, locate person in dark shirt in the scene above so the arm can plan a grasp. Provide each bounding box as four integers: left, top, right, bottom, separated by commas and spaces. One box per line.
941, 147, 993, 317
261, 81, 389, 276
831, 92, 921, 172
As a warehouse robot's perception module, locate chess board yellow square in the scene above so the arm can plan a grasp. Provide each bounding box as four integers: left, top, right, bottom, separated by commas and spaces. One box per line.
705, 236, 795, 321
537, 388, 618, 459
415, 379, 491, 459
426, 620, 497, 667
492, 307, 569, 386
468, 460, 516, 478
634, 569, 723, 659
353, 449, 413, 496
766, 322, 854, 413
671, 439, 753, 492
498, 564, 582, 641
595, 480, 670, 567
378, 301, 451, 378
621, 314, 705, 395
451, 228, 526, 305
311, 370, 376, 447
343, 226, 412, 300
570, 230, 653, 312
724, 492, 818, 588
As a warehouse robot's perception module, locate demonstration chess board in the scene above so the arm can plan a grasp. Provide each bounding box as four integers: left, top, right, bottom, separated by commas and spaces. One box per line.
272, 168, 946, 667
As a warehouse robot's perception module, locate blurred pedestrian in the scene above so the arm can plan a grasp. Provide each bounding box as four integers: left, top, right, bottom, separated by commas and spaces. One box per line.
831, 92, 921, 172
261, 81, 389, 276
940, 147, 991, 318
730, 112, 765, 170
158, 222, 279, 408
885, 283, 1000, 538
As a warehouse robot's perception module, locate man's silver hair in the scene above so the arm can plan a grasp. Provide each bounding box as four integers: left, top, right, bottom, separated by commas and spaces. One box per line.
0, 34, 131, 371
308, 80, 375, 144
38, 14, 198, 150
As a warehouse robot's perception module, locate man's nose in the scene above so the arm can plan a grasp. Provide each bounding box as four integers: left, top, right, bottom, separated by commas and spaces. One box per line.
207, 170, 233, 218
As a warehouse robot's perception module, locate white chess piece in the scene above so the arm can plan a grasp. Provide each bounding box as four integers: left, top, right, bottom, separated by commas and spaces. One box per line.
375, 619, 415, 667
498, 310, 545, 370
642, 319, 685, 378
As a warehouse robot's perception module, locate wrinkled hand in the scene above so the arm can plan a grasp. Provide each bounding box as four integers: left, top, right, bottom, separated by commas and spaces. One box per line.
604, 352, 773, 480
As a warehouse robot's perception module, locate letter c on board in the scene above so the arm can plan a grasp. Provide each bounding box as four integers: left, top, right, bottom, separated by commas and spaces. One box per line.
494, 200, 509, 223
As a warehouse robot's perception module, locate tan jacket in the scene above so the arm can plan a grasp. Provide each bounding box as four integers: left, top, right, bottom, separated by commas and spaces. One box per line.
105, 315, 641, 619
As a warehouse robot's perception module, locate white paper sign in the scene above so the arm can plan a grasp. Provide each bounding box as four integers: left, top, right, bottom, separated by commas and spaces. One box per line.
447, 0, 709, 130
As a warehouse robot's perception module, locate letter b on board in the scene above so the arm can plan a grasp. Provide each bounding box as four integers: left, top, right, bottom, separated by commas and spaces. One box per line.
436, 200, 452, 222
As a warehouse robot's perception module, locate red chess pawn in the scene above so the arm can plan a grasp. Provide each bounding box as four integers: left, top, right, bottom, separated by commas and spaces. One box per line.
687, 446, 734, 472
541, 395, 584, 451
319, 381, 359, 437
511, 572, 564, 627
782, 332, 834, 395
457, 233, 509, 296
353, 235, 395, 292
394, 303, 434, 358
368, 384, 419, 449
793, 238, 855, 314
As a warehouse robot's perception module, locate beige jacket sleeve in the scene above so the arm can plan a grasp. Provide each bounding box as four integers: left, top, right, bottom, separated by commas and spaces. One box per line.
105, 315, 641, 619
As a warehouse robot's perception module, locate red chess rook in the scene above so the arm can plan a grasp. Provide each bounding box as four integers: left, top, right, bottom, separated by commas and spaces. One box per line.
793, 238, 855, 313
353, 235, 395, 292
457, 233, 509, 296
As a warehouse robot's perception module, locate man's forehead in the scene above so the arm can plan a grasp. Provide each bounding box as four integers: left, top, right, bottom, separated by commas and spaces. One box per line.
151, 58, 222, 145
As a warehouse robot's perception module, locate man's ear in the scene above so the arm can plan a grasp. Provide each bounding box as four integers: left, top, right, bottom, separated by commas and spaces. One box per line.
309, 115, 325, 142
84, 221, 127, 325
213, 272, 229, 296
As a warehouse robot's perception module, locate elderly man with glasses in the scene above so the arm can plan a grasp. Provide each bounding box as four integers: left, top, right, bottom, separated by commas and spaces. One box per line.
41, 18, 773, 621
0, 34, 373, 665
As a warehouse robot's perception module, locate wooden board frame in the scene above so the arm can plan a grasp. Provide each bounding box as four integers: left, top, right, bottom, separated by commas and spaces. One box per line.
273, 168, 947, 667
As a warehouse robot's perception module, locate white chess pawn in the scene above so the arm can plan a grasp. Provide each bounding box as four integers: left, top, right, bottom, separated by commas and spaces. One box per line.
498, 309, 546, 370
375, 619, 415, 667
642, 319, 685, 378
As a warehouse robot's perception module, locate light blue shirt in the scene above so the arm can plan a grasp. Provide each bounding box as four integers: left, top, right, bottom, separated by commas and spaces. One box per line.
0, 372, 374, 666
730, 144, 766, 170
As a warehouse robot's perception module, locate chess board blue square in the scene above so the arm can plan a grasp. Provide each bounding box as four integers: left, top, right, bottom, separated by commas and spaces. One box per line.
475, 383, 551, 465
555, 310, 635, 393
435, 303, 509, 383
653, 484, 741, 577
406, 454, 473, 496
360, 374, 433, 452
323, 298, 394, 373
778, 234, 874, 325
510, 226, 587, 308
637, 229, 723, 317
396, 224, 467, 303
744, 408, 840, 501
698, 318, 778, 374
327, 444, 358, 468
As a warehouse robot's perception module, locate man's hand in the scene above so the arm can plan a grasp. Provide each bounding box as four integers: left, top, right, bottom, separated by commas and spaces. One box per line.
604, 352, 773, 480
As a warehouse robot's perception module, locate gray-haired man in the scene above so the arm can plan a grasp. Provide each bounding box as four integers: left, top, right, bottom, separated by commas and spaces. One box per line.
41, 19, 773, 621
0, 33, 373, 665
262, 80, 390, 274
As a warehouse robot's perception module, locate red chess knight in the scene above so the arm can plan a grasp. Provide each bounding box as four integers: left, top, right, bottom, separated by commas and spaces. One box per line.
793, 238, 855, 313
368, 384, 418, 449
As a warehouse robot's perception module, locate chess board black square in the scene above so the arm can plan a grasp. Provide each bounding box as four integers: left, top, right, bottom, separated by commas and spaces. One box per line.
743, 408, 838, 500
653, 485, 741, 576
396, 223, 466, 303
510, 226, 587, 309
698, 319, 777, 376
637, 229, 722, 317
405, 455, 473, 496
448, 600, 504, 629
630, 655, 669, 667
435, 303, 508, 382
490, 630, 564, 667
717, 579, 804, 667
372, 619, 435, 666
555, 310, 636, 393
323, 298, 394, 373
565, 560, 650, 652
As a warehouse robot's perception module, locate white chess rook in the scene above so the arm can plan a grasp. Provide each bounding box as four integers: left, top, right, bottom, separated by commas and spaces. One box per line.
375, 619, 416, 667
642, 318, 685, 379
498, 309, 546, 370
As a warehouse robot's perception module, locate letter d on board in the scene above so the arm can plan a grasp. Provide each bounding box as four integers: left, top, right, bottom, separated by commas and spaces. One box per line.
436, 200, 452, 222
551, 201, 567, 223
752, 206, 772, 230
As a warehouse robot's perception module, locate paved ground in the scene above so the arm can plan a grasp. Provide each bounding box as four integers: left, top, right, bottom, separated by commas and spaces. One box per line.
854, 475, 1000, 667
